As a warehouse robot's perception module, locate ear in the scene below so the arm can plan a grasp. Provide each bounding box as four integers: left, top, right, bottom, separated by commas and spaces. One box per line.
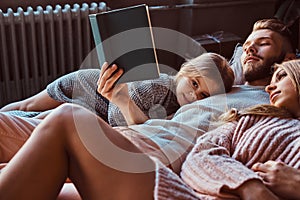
284, 52, 296, 61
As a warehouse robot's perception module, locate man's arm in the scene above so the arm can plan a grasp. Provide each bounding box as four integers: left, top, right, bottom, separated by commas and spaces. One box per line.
0, 90, 62, 112
181, 122, 273, 199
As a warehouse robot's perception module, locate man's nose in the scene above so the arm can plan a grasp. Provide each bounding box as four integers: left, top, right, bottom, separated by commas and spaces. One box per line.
245, 43, 257, 54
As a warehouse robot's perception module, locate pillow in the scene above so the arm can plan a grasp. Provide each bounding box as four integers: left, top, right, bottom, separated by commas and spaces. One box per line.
229, 43, 245, 85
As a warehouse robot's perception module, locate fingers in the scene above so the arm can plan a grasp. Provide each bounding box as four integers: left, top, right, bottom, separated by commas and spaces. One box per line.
97, 63, 124, 96
252, 162, 268, 172
252, 164, 273, 185
98, 62, 110, 85
263, 160, 280, 167
100, 62, 110, 75
255, 171, 270, 183
252, 161, 286, 185
98, 62, 108, 84
252, 161, 283, 172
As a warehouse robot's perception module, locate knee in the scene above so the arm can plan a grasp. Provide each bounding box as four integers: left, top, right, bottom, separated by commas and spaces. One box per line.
44, 104, 95, 132
0, 113, 9, 126
49, 103, 90, 122
32, 104, 91, 141
54, 103, 85, 114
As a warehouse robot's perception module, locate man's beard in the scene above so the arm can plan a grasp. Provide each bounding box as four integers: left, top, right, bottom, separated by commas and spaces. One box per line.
244, 54, 285, 82
243, 62, 272, 82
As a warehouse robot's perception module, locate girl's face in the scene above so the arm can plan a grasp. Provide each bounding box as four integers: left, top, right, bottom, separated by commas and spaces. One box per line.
265, 68, 300, 116
175, 76, 219, 106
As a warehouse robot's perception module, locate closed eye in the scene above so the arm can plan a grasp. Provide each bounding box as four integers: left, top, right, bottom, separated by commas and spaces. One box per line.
260, 42, 270, 46
275, 69, 287, 82
200, 92, 210, 99
259, 38, 272, 46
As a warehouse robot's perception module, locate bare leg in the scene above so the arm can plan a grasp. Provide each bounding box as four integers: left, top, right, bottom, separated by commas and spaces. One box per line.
0, 113, 41, 162
1, 164, 82, 200
0, 104, 155, 200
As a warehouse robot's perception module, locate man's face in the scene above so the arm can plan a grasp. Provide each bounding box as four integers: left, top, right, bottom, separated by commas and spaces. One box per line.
241, 29, 286, 83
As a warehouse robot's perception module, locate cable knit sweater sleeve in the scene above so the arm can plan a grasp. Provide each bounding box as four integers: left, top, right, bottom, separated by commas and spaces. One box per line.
180, 121, 261, 198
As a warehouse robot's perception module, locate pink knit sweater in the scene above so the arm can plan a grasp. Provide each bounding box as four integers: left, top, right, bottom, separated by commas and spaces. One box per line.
154, 115, 300, 199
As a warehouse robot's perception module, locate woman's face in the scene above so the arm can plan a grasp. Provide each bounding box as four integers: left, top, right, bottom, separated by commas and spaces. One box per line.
175, 76, 220, 106
265, 68, 300, 116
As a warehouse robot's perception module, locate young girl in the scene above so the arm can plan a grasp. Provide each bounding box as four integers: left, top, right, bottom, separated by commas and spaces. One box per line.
0, 59, 298, 199
1, 52, 234, 127
98, 52, 234, 125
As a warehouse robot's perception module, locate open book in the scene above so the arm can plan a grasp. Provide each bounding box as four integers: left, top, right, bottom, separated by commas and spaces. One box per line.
89, 4, 160, 83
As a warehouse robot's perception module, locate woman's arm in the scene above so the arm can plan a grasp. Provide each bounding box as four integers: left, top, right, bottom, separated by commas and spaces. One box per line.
180, 122, 277, 199
233, 179, 279, 200
0, 90, 62, 112
97, 62, 149, 125
252, 160, 300, 199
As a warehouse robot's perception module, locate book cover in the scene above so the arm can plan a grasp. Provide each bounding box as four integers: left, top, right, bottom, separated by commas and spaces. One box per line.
89, 4, 160, 83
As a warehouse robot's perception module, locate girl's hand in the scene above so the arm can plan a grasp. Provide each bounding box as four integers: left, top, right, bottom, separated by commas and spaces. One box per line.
97, 62, 149, 125
97, 62, 129, 105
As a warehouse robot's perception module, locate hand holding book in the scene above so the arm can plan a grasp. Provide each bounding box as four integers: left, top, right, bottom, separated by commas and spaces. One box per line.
97, 62, 128, 103
97, 62, 150, 125
89, 4, 160, 83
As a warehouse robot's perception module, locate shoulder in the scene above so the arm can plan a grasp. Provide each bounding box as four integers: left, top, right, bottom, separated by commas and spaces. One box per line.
76, 69, 100, 80
51, 69, 100, 83
225, 85, 269, 108
229, 85, 267, 95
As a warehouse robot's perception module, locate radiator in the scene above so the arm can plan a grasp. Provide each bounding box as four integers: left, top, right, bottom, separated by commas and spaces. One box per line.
0, 2, 107, 107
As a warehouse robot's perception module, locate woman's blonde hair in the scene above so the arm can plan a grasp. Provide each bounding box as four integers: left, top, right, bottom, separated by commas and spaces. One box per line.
175, 52, 234, 93
219, 59, 300, 122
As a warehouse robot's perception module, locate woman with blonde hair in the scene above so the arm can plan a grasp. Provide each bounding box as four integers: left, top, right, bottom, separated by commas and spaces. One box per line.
179, 59, 300, 199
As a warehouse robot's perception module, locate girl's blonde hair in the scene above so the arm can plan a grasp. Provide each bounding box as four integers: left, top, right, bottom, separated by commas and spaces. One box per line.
175, 52, 234, 93
219, 59, 300, 122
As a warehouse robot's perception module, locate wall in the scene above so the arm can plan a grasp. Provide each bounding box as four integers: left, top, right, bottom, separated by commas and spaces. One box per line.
0, 0, 280, 42
0, 0, 181, 11
1, 0, 295, 60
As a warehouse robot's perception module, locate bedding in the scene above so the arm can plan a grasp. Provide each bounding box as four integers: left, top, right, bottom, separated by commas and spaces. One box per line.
129, 84, 269, 173
229, 43, 245, 85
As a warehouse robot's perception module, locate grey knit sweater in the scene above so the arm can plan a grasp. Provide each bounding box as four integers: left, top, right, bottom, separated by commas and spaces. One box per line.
47, 69, 179, 126
154, 115, 300, 199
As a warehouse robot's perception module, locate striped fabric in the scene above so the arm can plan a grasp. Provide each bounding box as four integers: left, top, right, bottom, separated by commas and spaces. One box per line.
154, 115, 300, 199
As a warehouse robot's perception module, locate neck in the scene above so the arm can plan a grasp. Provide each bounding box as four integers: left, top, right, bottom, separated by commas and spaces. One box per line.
245, 77, 272, 87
